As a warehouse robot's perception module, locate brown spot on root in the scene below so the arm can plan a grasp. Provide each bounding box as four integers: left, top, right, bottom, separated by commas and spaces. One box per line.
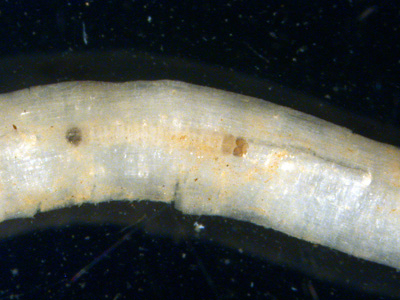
222, 134, 249, 157
233, 137, 249, 157
66, 127, 82, 146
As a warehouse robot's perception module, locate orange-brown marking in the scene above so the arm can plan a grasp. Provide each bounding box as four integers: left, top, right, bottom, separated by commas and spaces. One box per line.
221, 134, 236, 155
233, 137, 249, 157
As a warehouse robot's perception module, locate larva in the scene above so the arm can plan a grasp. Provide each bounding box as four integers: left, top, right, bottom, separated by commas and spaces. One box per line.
0, 80, 399, 269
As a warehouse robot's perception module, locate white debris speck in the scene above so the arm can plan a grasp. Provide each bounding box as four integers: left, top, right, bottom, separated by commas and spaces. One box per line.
82, 22, 88, 45
194, 221, 205, 233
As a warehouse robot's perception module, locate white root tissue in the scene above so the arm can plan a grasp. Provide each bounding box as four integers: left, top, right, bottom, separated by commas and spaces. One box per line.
0, 80, 399, 269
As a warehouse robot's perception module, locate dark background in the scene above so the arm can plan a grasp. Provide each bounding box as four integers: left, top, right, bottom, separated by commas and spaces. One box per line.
0, 1, 399, 299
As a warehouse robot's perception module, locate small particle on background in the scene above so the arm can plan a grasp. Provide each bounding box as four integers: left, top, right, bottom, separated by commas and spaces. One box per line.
358, 6, 377, 21
308, 280, 319, 300
82, 22, 88, 45
296, 45, 308, 54
147, 16, 152, 23
10, 268, 19, 277
269, 32, 277, 39
193, 221, 205, 233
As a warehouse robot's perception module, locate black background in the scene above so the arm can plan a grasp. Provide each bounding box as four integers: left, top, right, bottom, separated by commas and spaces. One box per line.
0, 1, 399, 299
